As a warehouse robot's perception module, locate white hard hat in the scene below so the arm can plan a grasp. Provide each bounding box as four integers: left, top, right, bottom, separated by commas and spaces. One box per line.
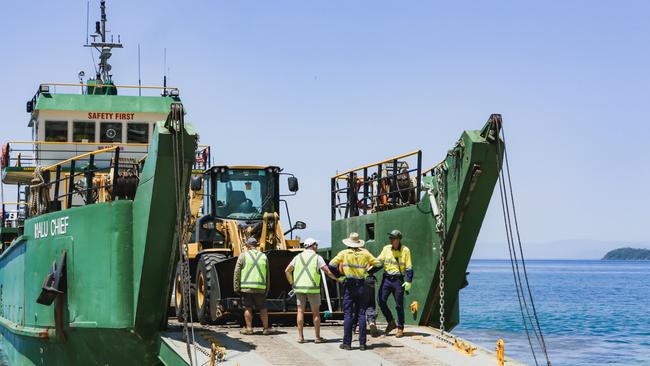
303, 237, 318, 248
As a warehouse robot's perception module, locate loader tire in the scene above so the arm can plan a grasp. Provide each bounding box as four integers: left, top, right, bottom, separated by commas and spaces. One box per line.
195, 253, 226, 324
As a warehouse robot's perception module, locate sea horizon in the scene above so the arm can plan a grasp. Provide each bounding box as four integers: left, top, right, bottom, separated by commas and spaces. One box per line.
455, 259, 650, 366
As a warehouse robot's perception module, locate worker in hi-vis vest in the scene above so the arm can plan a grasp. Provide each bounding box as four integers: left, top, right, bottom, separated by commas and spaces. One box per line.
329, 232, 382, 351
234, 237, 271, 335
285, 238, 338, 343
376, 229, 413, 338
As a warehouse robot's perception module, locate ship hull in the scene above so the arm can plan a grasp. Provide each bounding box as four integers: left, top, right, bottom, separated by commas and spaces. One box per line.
0, 119, 197, 365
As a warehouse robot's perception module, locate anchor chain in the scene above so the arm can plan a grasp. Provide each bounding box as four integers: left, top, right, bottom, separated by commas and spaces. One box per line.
433, 163, 447, 333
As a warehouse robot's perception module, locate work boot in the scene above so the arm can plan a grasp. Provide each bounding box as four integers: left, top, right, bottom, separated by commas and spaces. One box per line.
339, 344, 351, 351
369, 322, 379, 337
360, 344, 367, 351
384, 320, 397, 335
396, 328, 404, 338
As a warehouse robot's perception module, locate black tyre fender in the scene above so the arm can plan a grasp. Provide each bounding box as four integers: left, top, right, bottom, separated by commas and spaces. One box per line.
195, 253, 226, 324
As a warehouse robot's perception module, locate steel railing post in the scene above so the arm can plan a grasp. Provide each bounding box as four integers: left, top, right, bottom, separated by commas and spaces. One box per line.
66, 159, 76, 209
54, 165, 61, 202
111, 148, 120, 201
331, 177, 336, 221
86, 155, 95, 204
416, 150, 422, 202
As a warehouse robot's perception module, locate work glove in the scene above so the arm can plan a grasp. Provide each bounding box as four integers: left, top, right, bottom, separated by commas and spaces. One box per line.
337, 277, 346, 283
402, 282, 412, 292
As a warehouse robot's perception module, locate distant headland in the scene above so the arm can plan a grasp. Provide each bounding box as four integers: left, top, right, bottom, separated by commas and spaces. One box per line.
602, 247, 650, 260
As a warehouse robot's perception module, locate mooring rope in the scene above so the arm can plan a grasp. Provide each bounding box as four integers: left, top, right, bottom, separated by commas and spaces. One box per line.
494, 120, 551, 366
169, 104, 199, 365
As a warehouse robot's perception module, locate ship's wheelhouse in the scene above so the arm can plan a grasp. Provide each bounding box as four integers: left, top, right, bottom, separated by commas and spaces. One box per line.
23, 89, 180, 171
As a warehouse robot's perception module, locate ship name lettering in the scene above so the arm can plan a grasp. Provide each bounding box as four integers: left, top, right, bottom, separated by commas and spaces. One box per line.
34, 216, 69, 239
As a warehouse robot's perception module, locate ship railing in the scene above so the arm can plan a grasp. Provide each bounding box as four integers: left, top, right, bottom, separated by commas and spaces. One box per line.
42, 146, 130, 211
27, 83, 180, 107
331, 150, 422, 221
2, 140, 149, 169
2, 141, 211, 171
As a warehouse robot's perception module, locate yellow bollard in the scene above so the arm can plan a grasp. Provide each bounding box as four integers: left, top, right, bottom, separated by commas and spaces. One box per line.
209, 342, 227, 365
453, 339, 476, 356
496, 339, 505, 366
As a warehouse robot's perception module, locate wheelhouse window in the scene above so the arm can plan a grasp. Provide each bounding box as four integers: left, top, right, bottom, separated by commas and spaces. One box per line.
73, 121, 96, 142
44, 121, 68, 142
100, 122, 123, 143
127, 123, 149, 143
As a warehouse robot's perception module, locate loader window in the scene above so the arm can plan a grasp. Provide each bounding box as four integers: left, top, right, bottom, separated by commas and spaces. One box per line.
214, 169, 276, 219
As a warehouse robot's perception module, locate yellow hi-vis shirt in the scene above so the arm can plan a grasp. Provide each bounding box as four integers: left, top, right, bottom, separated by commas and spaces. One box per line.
330, 248, 381, 279
378, 244, 412, 276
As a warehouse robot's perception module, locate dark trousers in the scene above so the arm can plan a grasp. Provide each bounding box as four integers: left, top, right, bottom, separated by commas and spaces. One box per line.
343, 281, 367, 346
378, 276, 405, 328
352, 276, 377, 328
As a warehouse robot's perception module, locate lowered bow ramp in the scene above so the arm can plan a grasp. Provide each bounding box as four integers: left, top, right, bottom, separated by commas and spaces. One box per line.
132, 118, 197, 338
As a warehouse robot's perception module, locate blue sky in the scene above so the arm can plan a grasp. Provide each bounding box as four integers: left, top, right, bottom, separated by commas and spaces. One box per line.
1, 1, 648, 258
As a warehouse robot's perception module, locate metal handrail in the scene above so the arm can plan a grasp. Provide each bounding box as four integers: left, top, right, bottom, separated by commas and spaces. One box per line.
39, 82, 179, 91
5, 140, 149, 147
331, 150, 423, 220
332, 150, 421, 179
5, 141, 209, 148
44, 146, 119, 171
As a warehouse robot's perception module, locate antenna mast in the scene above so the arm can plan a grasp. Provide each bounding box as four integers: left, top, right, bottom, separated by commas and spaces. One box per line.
85, 0, 123, 82
138, 44, 142, 96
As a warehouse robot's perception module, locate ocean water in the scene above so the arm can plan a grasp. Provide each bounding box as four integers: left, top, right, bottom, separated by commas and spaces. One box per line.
454, 260, 650, 366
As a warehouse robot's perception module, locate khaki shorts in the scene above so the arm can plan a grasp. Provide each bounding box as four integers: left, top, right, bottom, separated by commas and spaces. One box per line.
296, 292, 321, 307
242, 293, 267, 310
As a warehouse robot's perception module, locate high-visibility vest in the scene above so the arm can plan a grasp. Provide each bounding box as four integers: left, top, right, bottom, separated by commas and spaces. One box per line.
241, 249, 268, 290
293, 251, 321, 294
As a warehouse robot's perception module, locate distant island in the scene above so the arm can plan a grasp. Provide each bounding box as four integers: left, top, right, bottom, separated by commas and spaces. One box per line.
602, 247, 650, 260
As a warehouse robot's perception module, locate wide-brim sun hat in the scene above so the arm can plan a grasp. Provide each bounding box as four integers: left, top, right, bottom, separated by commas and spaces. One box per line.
342, 232, 365, 248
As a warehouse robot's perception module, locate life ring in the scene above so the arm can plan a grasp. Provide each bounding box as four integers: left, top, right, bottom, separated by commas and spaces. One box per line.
1, 143, 9, 169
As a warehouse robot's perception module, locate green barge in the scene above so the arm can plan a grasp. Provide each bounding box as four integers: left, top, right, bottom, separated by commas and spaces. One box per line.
327, 116, 503, 331
0, 2, 200, 364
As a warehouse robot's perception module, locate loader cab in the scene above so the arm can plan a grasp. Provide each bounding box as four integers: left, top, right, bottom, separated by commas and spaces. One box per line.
197, 165, 302, 251
208, 166, 281, 220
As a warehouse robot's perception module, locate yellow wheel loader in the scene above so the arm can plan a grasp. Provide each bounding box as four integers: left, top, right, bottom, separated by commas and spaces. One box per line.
174, 166, 307, 324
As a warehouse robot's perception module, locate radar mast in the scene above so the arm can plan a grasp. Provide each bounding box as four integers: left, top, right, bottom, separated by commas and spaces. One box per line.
85, 0, 123, 83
